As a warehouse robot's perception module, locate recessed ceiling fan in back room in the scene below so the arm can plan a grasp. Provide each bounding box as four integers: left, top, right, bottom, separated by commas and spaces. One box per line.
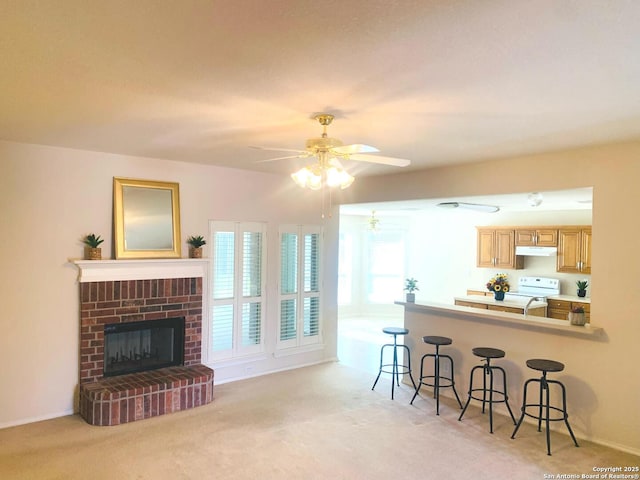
251, 113, 412, 191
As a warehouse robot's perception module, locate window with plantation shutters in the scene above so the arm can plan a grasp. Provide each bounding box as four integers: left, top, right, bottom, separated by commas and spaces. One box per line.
278, 225, 322, 349
210, 221, 266, 360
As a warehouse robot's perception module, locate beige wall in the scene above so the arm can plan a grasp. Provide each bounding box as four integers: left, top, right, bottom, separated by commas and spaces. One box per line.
0, 140, 337, 427
336, 141, 640, 454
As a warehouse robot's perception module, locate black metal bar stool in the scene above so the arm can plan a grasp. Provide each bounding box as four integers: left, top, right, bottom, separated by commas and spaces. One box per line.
371, 327, 417, 400
511, 358, 579, 455
410, 336, 463, 415
458, 347, 517, 433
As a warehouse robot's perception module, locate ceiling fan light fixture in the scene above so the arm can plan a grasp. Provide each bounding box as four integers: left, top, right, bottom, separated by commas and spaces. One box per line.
326, 167, 354, 189
291, 167, 322, 190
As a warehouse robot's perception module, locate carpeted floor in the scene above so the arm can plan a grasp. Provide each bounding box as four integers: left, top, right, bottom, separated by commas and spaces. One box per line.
1, 362, 638, 480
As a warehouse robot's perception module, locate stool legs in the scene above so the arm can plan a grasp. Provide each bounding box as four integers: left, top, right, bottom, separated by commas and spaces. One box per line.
371, 336, 416, 400
459, 359, 516, 433
511, 372, 579, 455
410, 345, 463, 414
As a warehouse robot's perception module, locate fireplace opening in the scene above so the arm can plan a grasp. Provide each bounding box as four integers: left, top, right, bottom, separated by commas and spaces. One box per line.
104, 317, 185, 377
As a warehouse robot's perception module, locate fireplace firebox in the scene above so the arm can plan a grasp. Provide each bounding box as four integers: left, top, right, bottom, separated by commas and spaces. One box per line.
104, 317, 185, 377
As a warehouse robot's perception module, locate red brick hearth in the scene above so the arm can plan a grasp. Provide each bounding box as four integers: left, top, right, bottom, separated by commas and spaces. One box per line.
78, 275, 214, 426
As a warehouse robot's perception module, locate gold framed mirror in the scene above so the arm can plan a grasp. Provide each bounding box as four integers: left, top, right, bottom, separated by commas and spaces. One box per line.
113, 177, 181, 259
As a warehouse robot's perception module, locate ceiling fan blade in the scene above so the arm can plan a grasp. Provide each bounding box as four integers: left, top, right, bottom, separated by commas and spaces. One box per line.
250, 145, 308, 154
332, 143, 380, 155
328, 157, 344, 169
255, 153, 311, 163
348, 154, 411, 167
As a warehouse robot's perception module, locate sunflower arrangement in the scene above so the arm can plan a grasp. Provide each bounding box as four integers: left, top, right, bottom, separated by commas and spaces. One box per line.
486, 273, 510, 293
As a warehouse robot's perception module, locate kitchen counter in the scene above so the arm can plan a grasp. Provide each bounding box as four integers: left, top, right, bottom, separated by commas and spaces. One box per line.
454, 295, 547, 309
548, 294, 591, 303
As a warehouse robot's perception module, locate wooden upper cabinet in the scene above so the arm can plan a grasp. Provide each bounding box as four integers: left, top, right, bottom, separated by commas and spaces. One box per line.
515, 228, 558, 247
477, 228, 524, 270
557, 226, 592, 273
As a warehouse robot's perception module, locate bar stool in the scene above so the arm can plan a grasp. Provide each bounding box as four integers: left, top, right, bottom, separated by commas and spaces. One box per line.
410, 336, 463, 415
458, 347, 517, 433
511, 359, 579, 455
371, 327, 417, 400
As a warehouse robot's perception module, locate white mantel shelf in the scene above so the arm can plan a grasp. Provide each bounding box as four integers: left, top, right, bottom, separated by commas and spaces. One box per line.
71, 258, 209, 283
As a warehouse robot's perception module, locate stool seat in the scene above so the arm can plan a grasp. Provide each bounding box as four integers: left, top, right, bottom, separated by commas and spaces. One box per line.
526, 359, 564, 372
383, 327, 409, 336
472, 347, 505, 359
423, 335, 452, 346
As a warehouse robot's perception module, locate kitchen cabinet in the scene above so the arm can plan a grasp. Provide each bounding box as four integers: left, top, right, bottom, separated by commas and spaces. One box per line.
466, 289, 491, 296
455, 298, 545, 316
515, 228, 558, 247
557, 227, 592, 273
477, 228, 524, 270
547, 299, 591, 322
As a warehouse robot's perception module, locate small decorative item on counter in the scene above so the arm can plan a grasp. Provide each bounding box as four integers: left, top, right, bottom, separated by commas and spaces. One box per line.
576, 279, 588, 298
568, 305, 587, 326
83, 233, 104, 260
404, 277, 419, 302
486, 273, 510, 301
187, 235, 207, 258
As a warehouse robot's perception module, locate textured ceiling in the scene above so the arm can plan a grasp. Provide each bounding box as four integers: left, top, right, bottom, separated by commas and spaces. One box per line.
1, 1, 639, 177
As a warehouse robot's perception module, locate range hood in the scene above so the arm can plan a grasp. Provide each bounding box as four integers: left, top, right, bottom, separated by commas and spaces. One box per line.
515, 246, 558, 257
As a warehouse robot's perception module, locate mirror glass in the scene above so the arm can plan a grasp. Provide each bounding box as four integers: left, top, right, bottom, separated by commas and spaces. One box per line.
113, 178, 182, 259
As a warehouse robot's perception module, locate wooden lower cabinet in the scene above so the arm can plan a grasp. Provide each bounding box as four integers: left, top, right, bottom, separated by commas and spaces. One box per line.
455, 300, 488, 309
547, 299, 591, 322
455, 299, 545, 316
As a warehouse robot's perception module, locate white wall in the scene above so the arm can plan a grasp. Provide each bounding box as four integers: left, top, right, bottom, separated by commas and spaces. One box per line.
0, 140, 338, 427
335, 141, 640, 454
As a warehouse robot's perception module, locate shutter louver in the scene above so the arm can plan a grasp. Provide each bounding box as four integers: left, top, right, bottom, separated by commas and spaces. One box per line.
242, 302, 261, 346
212, 304, 233, 352
303, 296, 320, 337
280, 299, 297, 341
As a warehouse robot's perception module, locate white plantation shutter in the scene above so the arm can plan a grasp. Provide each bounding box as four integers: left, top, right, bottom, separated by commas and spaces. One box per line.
211, 221, 266, 360
278, 226, 322, 349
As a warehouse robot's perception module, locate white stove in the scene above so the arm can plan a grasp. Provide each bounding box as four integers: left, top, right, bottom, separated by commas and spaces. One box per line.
505, 276, 560, 300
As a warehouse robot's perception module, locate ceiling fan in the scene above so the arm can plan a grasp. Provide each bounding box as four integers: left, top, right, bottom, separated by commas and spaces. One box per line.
251, 113, 411, 190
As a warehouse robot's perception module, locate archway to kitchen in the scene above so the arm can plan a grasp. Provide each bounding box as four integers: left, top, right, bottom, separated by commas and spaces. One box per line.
336, 188, 593, 376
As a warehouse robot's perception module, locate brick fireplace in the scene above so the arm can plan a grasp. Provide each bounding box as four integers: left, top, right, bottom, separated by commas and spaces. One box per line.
74, 259, 214, 426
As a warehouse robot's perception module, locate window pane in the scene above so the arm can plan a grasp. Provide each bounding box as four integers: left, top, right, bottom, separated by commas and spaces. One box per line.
280, 299, 297, 341
243, 232, 262, 297
213, 232, 234, 299
241, 302, 261, 346
303, 233, 319, 292
212, 304, 233, 351
281, 233, 298, 294
303, 296, 320, 337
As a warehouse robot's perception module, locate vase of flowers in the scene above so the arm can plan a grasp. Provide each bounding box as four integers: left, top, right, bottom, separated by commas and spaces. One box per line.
486, 273, 510, 301
568, 305, 586, 326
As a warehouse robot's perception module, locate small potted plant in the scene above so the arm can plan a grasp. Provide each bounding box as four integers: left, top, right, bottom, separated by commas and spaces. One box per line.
404, 278, 419, 302
187, 235, 206, 258
83, 234, 104, 260
576, 280, 588, 298
568, 305, 587, 326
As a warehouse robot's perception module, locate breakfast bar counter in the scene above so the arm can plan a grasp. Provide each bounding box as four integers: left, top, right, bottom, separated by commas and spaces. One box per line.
395, 300, 603, 339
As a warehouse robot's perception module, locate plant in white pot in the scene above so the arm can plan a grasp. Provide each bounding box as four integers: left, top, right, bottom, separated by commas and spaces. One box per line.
187, 235, 206, 258
83, 234, 104, 260
568, 305, 587, 326
404, 278, 419, 302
